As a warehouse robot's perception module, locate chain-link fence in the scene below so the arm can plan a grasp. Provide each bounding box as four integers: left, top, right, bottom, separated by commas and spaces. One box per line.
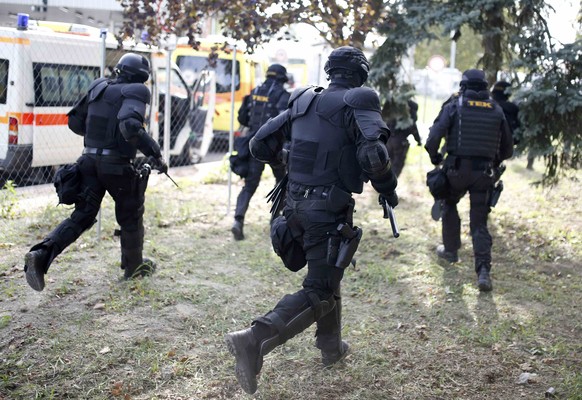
0, 20, 239, 245
0, 21, 218, 190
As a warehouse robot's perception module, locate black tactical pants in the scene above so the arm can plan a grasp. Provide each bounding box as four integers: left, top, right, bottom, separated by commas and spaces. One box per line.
252, 187, 347, 351
442, 158, 495, 268
234, 157, 286, 222
387, 135, 410, 178
29, 154, 145, 273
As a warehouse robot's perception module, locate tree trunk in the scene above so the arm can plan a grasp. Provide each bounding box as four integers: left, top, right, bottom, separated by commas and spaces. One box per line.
481, 4, 504, 85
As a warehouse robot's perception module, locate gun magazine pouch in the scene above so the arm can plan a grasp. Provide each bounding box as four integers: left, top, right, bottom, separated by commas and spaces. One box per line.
54, 163, 82, 205
229, 135, 252, 178
270, 215, 307, 272
426, 167, 450, 200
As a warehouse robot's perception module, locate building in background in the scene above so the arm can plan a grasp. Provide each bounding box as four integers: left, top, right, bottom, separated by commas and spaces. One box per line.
0, 0, 124, 32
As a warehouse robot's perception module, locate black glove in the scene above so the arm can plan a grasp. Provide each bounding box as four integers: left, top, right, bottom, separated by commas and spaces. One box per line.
430, 153, 443, 166
380, 192, 399, 209
154, 156, 168, 174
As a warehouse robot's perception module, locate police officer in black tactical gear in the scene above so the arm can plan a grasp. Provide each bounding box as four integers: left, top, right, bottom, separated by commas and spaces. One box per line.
425, 69, 513, 292
382, 86, 422, 178
491, 80, 526, 163
491, 81, 519, 133
224, 46, 399, 394
231, 64, 290, 240
23, 53, 168, 292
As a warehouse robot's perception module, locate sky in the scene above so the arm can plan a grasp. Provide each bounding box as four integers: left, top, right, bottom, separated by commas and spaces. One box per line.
546, 0, 580, 44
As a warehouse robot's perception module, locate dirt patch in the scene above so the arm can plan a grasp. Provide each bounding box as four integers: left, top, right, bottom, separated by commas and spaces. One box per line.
1, 156, 581, 399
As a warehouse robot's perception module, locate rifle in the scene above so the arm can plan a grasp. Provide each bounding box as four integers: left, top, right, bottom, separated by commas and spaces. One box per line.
380, 197, 400, 238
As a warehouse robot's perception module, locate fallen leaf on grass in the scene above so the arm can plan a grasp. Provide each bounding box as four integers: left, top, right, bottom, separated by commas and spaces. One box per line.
516, 372, 538, 385
520, 362, 534, 372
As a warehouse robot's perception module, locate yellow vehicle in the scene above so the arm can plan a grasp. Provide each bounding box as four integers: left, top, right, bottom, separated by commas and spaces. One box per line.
173, 37, 267, 142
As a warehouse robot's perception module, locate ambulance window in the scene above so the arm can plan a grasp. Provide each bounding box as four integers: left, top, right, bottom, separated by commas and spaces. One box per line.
176, 55, 207, 87
0, 59, 7, 104
215, 59, 240, 93
38, 65, 61, 105
60, 67, 98, 105
34, 63, 99, 106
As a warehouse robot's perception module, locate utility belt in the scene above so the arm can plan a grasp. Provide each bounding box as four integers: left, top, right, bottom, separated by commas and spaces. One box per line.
287, 181, 332, 199
287, 180, 354, 215
445, 155, 495, 176
83, 147, 132, 161
285, 180, 360, 269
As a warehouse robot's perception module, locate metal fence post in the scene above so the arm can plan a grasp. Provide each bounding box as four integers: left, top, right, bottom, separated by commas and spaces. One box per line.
163, 48, 172, 164
95, 27, 107, 240
227, 44, 237, 215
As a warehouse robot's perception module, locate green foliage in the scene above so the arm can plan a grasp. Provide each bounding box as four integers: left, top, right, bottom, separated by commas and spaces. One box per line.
117, 0, 387, 51
414, 26, 482, 71
118, 0, 581, 185
371, 0, 580, 185
0, 180, 18, 219
510, 4, 582, 185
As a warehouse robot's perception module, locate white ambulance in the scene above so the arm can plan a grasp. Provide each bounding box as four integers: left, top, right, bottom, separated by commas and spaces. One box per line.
0, 17, 214, 184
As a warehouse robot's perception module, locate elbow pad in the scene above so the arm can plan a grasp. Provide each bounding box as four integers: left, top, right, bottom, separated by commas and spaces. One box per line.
250, 135, 280, 163
119, 118, 144, 142
357, 140, 391, 177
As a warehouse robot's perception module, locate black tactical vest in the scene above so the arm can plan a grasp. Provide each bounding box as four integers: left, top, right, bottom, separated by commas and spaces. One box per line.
248, 80, 287, 134
288, 88, 363, 193
447, 95, 505, 159
85, 80, 136, 158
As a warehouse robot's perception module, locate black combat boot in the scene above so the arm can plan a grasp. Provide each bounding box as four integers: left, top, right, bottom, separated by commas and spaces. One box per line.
436, 244, 459, 263
476, 262, 493, 292
124, 258, 156, 279
315, 292, 349, 367
24, 248, 49, 292
224, 327, 263, 395
225, 297, 334, 394
319, 339, 350, 367
231, 219, 244, 241
121, 246, 156, 280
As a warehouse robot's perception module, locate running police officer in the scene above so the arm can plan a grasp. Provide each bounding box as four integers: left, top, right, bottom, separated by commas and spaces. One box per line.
425, 69, 513, 292
231, 64, 290, 240
383, 85, 422, 177
491, 80, 519, 136
224, 46, 398, 394
24, 53, 167, 292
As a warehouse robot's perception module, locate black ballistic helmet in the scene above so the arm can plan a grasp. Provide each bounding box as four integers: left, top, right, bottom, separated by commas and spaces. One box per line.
266, 63, 288, 82
460, 69, 488, 91
115, 53, 150, 83
491, 80, 511, 99
324, 46, 370, 85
